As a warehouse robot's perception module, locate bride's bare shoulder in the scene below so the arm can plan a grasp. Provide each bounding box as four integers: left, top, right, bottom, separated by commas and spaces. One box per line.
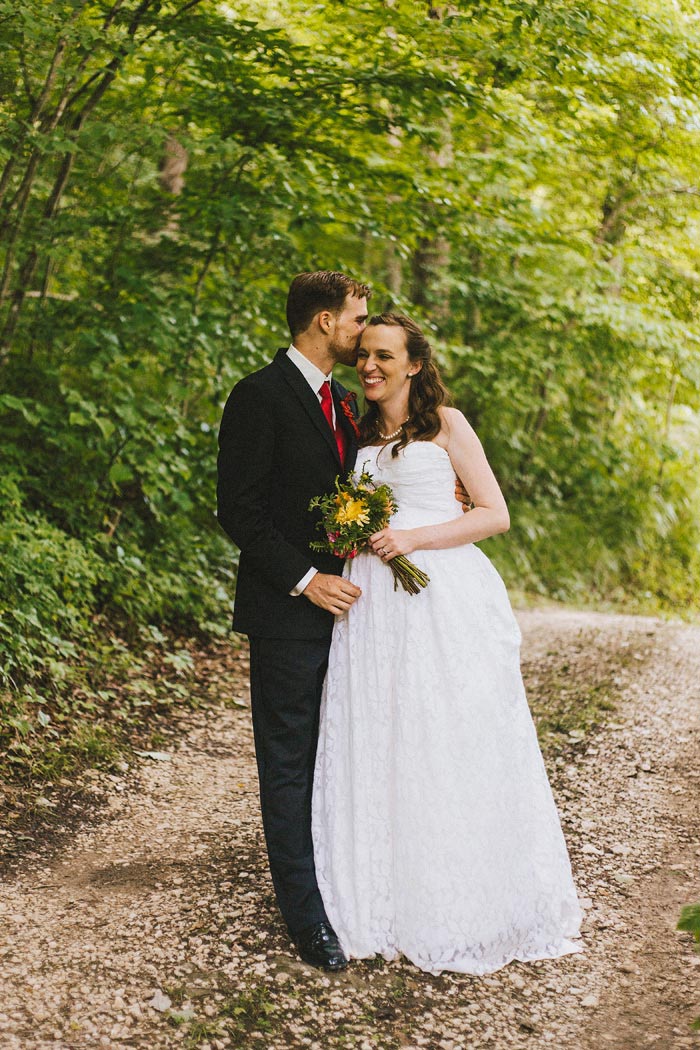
436, 406, 477, 446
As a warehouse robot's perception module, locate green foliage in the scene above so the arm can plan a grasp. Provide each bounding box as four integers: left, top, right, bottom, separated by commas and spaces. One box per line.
0, 473, 102, 684
163, 982, 277, 1047
678, 904, 700, 946
0, 0, 699, 744
678, 905, 700, 1030
0, 462, 230, 690
218, 985, 277, 1044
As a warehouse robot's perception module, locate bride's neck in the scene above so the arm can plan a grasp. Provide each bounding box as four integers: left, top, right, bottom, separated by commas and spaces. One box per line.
377, 399, 410, 435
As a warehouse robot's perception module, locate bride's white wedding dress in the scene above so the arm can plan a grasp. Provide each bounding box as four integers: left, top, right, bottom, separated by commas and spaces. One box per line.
312, 440, 583, 975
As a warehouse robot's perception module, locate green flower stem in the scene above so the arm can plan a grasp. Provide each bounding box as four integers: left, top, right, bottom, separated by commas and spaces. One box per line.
389, 555, 430, 595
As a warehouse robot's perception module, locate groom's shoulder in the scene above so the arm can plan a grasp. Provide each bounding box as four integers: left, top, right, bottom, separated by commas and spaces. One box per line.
225, 352, 289, 409
235, 350, 286, 392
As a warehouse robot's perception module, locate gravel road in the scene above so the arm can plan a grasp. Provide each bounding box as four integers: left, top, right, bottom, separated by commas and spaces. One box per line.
0, 608, 698, 1050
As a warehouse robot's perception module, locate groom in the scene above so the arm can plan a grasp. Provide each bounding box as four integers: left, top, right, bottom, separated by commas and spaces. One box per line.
216, 270, 370, 971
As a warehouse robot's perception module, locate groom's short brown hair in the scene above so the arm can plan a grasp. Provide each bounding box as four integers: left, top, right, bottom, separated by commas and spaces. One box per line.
286, 271, 371, 338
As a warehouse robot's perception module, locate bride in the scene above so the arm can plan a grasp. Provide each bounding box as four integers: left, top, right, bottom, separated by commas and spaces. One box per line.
311, 313, 583, 975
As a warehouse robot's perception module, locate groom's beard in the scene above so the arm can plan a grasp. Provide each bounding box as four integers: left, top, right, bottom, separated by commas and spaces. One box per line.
330, 337, 361, 369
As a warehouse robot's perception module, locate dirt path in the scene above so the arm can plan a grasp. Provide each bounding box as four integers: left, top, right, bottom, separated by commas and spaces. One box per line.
0, 609, 698, 1050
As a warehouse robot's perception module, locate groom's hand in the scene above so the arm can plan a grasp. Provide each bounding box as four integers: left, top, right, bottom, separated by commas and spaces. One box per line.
303, 573, 362, 615
455, 476, 472, 512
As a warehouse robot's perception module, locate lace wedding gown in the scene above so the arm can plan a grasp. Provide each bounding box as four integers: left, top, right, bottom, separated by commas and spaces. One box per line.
312, 440, 583, 975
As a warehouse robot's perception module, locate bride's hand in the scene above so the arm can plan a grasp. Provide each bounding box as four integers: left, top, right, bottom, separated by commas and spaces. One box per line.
369, 527, 416, 561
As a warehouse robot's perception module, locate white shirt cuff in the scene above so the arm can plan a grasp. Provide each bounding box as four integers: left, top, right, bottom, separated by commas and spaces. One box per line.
290, 568, 318, 597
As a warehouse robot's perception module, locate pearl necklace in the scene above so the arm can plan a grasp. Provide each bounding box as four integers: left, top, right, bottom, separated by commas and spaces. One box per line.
378, 419, 409, 440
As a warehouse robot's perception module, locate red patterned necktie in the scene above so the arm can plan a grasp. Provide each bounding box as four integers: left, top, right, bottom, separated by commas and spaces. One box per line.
319, 380, 347, 464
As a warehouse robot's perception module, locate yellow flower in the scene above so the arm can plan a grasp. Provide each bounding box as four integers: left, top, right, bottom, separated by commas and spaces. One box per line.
336, 498, 369, 526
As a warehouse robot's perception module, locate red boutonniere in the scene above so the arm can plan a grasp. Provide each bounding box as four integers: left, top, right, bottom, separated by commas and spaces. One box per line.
339, 391, 360, 439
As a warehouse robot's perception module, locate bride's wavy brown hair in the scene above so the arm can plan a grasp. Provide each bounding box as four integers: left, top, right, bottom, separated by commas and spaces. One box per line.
358, 313, 451, 457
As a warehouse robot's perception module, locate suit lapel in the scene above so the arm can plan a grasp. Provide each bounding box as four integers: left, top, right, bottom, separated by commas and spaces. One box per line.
274, 349, 342, 467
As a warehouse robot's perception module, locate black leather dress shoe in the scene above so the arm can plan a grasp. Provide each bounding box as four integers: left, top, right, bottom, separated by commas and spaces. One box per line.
292, 921, 348, 971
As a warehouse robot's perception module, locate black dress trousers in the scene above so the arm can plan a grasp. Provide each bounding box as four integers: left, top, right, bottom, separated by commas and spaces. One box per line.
248, 634, 331, 935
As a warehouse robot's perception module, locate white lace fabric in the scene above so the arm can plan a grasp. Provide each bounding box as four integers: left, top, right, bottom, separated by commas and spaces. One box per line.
312, 441, 583, 975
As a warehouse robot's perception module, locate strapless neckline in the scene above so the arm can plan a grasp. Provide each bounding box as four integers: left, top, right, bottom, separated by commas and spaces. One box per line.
359, 440, 450, 458
355, 439, 459, 530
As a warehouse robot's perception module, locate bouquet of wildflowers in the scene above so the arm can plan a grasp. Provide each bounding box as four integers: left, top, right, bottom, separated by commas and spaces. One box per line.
309, 467, 430, 595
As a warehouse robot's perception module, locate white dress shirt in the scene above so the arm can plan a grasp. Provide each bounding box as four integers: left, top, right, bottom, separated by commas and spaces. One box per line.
286, 344, 336, 425
286, 345, 334, 596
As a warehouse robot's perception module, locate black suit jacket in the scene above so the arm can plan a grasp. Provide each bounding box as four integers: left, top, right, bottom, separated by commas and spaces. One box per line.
217, 349, 359, 639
